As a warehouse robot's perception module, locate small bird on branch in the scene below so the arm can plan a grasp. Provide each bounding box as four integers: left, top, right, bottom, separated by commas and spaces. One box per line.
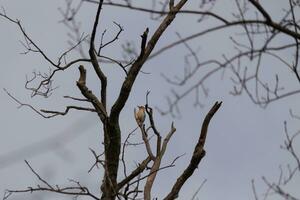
135, 106, 146, 126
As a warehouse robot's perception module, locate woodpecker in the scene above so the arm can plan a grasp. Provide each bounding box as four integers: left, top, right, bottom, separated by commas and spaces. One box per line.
135, 106, 146, 126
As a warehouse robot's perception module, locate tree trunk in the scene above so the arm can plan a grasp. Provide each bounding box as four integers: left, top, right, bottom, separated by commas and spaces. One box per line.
101, 118, 121, 200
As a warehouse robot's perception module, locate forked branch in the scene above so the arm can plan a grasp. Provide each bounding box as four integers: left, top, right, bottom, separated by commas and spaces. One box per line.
110, 0, 189, 121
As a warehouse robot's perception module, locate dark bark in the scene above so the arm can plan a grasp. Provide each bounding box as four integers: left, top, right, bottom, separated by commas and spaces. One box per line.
164, 101, 222, 200
101, 118, 121, 200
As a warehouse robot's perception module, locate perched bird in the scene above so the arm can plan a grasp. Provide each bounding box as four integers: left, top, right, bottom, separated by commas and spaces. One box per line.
135, 106, 146, 126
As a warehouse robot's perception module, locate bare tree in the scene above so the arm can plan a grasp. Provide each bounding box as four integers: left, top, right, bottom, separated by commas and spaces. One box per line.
79, 0, 300, 115
74, 1, 300, 199
252, 115, 300, 200
1, 0, 300, 200
0, 1, 222, 200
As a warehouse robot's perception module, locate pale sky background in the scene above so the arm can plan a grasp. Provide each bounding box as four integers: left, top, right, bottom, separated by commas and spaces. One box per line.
0, 1, 299, 200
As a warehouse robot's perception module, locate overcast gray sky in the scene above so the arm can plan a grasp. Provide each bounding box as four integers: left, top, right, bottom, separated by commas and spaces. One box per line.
0, 1, 299, 200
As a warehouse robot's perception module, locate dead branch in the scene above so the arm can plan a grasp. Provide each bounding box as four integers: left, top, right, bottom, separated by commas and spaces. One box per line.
76, 65, 107, 121
164, 101, 222, 200
88, 148, 105, 173
144, 123, 176, 200
110, 0, 188, 121
40, 106, 96, 117
0, 10, 90, 97
117, 157, 151, 190
3, 160, 100, 200
89, 0, 107, 109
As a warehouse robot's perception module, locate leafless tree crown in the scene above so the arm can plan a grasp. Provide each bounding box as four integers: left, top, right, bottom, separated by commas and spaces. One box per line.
1, 0, 300, 200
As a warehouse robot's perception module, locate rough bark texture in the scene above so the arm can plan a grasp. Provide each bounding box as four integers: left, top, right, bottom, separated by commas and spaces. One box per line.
101, 118, 121, 200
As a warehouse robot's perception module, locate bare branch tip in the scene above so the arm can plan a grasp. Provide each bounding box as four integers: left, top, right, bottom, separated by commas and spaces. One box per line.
171, 121, 175, 129
213, 101, 222, 110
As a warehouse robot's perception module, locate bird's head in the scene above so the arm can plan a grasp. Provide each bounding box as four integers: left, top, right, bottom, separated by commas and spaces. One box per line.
138, 105, 145, 111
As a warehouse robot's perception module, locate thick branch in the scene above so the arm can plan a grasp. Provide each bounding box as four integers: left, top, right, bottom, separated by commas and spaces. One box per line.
76, 65, 107, 121
248, 0, 272, 22
110, 0, 188, 121
89, 0, 107, 109
164, 101, 222, 200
